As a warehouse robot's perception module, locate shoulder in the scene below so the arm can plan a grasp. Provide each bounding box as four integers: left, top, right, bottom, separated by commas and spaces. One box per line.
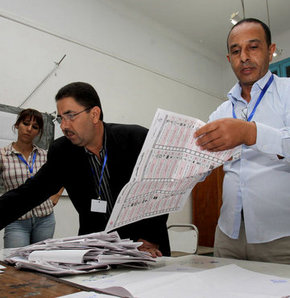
0, 143, 13, 157
209, 100, 232, 122
105, 122, 148, 134
0, 144, 14, 168
50, 136, 74, 150
270, 75, 290, 110
51, 136, 70, 147
208, 82, 238, 122
0, 146, 8, 155
0, 147, 6, 163
48, 136, 80, 157
273, 75, 290, 92
104, 123, 148, 156
34, 145, 47, 155
105, 122, 148, 143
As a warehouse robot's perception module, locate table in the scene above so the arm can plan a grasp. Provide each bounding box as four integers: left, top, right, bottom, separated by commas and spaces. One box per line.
0, 261, 100, 298
60, 255, 290, 297
1, 254, 290, 297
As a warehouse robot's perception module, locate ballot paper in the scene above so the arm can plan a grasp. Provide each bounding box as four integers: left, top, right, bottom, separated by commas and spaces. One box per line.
106, 109, 236, 232
74, 264, 290, 298
58, 292, 117, 298
4, 231, 155, 276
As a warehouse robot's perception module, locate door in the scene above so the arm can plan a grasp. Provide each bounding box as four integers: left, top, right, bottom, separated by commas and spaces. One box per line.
192, 166, 224, 247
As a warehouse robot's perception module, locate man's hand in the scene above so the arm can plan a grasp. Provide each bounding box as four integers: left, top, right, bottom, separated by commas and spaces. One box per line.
137, 238, 162, 258
194, 118, 257, 151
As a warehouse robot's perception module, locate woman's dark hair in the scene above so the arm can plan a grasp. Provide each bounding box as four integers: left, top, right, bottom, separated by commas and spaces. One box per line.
14, 108, 44, 138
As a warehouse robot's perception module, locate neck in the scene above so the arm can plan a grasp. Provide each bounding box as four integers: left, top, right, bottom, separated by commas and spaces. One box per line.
85, 121, 104, 158
13, 141, 33, 159
241, 84, 253, 103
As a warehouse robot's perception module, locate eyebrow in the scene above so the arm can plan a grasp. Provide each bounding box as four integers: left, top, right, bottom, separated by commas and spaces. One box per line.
229, 43, 239, 50
248, 39, 262, 44
57, 110, 74, 117
229, 39, 262, 50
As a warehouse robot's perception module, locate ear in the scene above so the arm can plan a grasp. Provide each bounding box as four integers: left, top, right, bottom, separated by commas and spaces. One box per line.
268, 43, 276, 62
226, 54, 231, 63
91, 106, 101, 123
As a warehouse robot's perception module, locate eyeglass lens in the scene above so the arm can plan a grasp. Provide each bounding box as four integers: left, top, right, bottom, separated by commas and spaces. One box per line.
55, 107, 91, 124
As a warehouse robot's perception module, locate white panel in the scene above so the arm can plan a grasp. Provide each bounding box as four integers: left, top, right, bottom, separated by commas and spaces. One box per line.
0, 111, 17, 147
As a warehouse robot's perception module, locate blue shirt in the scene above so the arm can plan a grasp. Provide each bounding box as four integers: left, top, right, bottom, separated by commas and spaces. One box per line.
209, 71, 290, 243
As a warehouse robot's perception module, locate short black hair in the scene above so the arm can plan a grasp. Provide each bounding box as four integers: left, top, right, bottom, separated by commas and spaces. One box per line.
14, 108, 44, 138
55, 82, 103, 120
227, 18, 272, 52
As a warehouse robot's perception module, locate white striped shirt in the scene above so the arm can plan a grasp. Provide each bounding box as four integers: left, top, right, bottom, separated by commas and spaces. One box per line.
85, 130, 113, 217
0, 143, 54, 219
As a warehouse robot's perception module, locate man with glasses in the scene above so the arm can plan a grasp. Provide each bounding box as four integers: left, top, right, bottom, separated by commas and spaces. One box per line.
194, 18, 290, 264
0, 82, 170, 257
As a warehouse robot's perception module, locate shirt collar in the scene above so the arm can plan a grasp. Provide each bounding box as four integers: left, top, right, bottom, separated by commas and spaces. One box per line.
5, 143, 39, 156
253, 70, 272, 91
227, 70, 273, 104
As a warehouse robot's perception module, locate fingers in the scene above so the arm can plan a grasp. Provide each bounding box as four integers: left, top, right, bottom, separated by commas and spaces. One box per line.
195, 130, 220, 149
195, 123, 223, 151
137, 238, 162, 258
194, 122, 216, 139
138, 246, 162, 258
194, 118, 253, 151
199, 139, 229, 152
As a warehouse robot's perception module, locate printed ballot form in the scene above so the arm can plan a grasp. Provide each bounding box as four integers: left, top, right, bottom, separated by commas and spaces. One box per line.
106, 109, 235, 232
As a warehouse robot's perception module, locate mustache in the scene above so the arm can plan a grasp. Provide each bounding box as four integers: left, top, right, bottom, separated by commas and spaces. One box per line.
241, 61, 255, 67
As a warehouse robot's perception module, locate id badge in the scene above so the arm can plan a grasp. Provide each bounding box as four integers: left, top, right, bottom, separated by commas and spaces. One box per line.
91, 198, 107, 213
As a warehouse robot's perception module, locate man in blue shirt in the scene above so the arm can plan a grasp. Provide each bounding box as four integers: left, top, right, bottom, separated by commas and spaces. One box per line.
195, 18, 290, 264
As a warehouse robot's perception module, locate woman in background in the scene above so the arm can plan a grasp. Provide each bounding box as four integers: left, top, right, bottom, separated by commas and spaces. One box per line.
0, 108, 62, 248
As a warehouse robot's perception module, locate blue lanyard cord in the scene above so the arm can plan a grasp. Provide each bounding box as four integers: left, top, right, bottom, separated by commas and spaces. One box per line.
91, 151, 108, 199
232, 74, 274, 121
17, 151, 37, 176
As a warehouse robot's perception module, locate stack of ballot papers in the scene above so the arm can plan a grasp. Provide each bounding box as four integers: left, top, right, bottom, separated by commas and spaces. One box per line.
4, 231, 155, 276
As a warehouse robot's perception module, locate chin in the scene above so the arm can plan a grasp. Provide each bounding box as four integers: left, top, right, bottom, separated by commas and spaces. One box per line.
239, 75, 259, 86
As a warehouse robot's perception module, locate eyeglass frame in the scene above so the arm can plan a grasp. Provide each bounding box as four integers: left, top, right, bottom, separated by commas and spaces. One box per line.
54, 107, 92, 124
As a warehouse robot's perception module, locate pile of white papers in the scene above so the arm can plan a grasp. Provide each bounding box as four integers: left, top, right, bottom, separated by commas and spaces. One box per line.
4, 231, 155, 276
63, 264, 290, 298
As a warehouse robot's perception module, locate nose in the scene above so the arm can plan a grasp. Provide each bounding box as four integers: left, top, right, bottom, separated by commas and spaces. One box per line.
60, 117, 70, 130
27, 124, 33, 131
240, 48, 249, 63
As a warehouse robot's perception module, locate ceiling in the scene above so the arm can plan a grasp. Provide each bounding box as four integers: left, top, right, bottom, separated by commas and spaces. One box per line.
116, 0, 290, 58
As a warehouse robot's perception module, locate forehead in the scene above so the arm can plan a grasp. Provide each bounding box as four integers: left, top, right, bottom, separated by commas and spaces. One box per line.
57, 96, 83, 112
23, 116, 37, 123
228, 22, 266, 47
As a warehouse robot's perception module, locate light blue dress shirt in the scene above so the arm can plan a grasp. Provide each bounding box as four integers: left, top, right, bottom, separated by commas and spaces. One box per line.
209, 71, 290, 243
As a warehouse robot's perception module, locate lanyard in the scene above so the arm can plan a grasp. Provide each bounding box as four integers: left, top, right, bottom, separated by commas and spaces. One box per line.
17, 151, 37, 176
232, 74, 274, 122
91, 150, 108, 199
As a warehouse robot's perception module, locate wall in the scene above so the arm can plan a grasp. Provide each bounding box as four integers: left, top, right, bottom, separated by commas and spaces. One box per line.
0, 0, 227, 247
272, 28, 290, 64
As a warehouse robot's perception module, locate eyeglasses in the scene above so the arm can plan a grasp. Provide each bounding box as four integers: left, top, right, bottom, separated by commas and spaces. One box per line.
55, 107, 92, 124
